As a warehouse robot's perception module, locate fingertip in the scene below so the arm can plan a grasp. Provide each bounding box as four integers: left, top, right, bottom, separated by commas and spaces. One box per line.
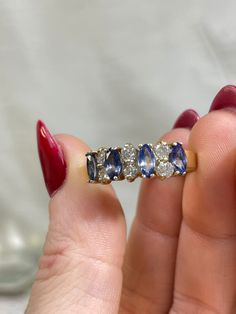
36, 120, 67, 196
183, 109, 236, 236
188, 109, 236, 152
173, 109, 200, 130
209, 85, 236, 112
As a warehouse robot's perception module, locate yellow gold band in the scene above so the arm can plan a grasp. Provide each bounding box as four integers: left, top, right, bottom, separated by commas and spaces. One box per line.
185, 150, 197, 173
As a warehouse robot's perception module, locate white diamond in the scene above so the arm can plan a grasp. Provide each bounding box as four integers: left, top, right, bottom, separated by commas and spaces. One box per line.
121, 144, 137, 161
154, 143, 171, 160
156, 161, 174, 178
97, 148, 106, 165
123, 165, 138, 180
98, 168, 110, 183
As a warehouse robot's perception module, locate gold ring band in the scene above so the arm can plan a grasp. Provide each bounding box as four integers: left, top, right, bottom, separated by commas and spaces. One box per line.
185, 150, 197, 172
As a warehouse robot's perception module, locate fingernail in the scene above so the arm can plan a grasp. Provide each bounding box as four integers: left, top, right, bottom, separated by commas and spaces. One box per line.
209, 85, 236, 112
36, 120, 67, 197
173, 109, 200, 129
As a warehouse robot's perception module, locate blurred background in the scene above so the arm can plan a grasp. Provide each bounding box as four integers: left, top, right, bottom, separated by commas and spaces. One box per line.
0, 0, 236, 312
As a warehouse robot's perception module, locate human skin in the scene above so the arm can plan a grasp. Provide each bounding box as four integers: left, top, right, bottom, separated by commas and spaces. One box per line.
26, 86, 236, 313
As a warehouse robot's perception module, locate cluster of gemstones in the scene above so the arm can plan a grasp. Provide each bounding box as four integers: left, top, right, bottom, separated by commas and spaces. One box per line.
86, 142, 187, 184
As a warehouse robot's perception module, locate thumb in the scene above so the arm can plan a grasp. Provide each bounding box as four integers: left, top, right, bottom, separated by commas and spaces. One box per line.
26, 121, 126, 314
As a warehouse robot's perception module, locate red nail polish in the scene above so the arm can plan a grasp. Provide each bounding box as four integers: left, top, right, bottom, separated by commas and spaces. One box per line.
36, 120, 66, 197
209, 85, 236, 111
173, 109, 199, 129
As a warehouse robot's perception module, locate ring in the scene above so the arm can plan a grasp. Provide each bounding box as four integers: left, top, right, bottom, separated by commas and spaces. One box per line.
86, 142, 197, 184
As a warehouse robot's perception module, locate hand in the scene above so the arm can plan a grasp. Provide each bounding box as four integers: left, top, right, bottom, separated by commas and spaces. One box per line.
26, 86, 236, 313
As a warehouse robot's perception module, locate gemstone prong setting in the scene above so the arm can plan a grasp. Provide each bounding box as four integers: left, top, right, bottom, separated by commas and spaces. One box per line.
86, 141, 195, 184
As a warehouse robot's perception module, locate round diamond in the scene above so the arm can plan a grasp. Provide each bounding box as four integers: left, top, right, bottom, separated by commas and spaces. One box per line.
121, 144, 137, 161
98, 168, 110, 183
123, 165, 138, 181
156, 161, 174, 178
97, 148, 106, 165
154, 143, 171, 160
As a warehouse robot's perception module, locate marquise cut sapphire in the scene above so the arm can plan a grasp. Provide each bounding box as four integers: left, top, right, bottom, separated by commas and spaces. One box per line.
104, 148, 122, 180
138, 144, 156, 178
169, 143, 187, 174
86, 153, 98, 181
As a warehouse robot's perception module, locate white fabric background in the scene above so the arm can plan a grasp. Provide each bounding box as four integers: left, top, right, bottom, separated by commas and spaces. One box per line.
0, 0, 236, 312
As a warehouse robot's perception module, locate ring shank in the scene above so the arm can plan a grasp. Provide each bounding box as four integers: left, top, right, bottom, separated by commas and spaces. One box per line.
185, 150, 197, 172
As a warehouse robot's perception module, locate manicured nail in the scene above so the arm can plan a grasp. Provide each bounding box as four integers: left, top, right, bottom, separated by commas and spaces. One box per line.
209, 85, 236, 111
173, 109, 199, 129
36, 120, 67, 197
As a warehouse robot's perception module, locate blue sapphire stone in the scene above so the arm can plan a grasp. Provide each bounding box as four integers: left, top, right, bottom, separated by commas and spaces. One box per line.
104, 148, 122, 180
138, 144, 156, 178
86, 153, 98, 181
169, 143, 187, 174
